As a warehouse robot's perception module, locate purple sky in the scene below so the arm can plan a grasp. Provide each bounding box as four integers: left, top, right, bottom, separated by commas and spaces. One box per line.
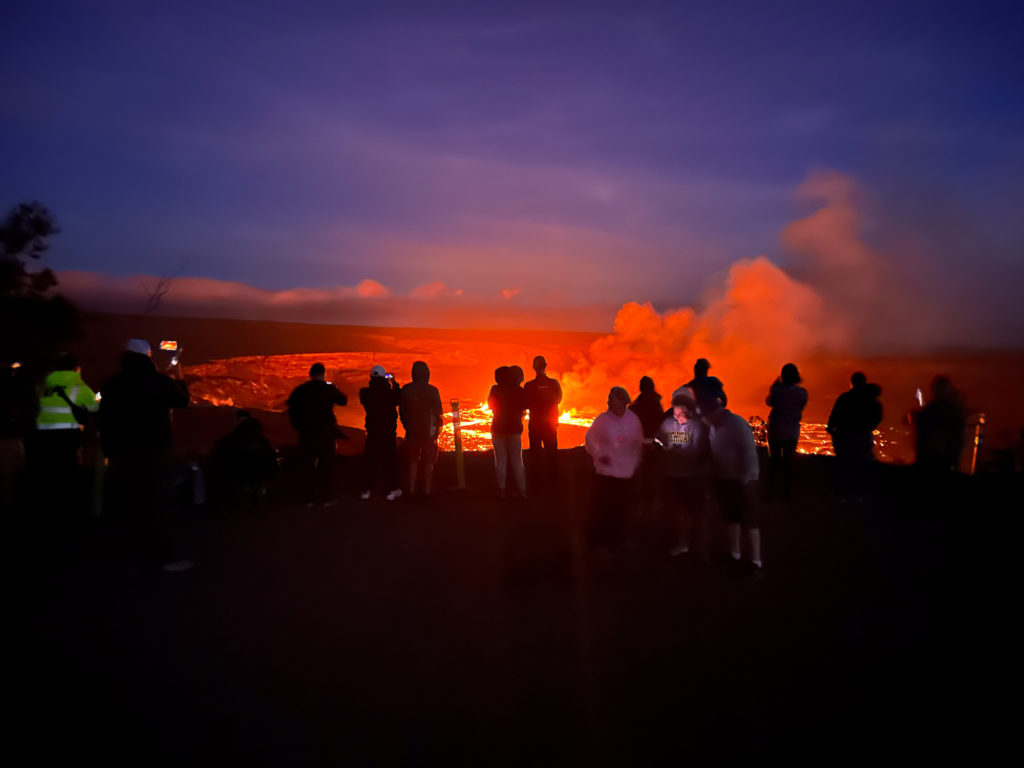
2, 1, 1023, 338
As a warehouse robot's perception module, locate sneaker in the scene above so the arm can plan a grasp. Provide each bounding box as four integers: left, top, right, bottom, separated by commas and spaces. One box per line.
743, 561, 764, 581
669, 542, 691, 557
161, 559, 195, 573
360, 490, 372, 500
386, 489, 403, 501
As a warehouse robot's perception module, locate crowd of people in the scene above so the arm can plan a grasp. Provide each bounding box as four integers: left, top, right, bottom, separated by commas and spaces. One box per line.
1, 336, 984, 581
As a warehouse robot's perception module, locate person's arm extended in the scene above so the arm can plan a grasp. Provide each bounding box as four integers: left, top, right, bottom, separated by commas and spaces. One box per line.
432, 387, 444, 434
162, 372, 190, 408
332, 385, 348, 407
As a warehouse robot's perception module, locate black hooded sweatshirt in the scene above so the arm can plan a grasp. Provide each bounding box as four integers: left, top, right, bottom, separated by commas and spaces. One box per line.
100, 351, 190, 460
359, 375, 401, 436
400, 361, 443, 441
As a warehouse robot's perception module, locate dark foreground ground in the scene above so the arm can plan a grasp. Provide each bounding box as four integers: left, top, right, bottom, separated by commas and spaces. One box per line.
3, 450, 1021, 766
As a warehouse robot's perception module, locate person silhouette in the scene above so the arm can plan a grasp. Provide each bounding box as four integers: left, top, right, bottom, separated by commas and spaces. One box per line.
523, 355, 563, 486
489, 366, 527, 499
399, 361, 443, 499
826, 372, 883, 502
630, 376, 664, 515
685, 358, 727, 408
765, 363, 808, 501
359, 365, 402, 502
286, 363, 348, 507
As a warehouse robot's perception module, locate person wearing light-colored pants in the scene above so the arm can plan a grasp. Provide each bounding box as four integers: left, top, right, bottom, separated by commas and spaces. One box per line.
493, 433, 526, 498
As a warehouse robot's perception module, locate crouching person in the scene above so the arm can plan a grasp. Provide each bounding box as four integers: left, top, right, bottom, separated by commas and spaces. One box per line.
584, 387, 643, 554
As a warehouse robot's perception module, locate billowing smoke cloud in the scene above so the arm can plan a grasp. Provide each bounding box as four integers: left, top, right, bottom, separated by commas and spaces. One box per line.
559, 169, 929, 415
560, 255, 845, 415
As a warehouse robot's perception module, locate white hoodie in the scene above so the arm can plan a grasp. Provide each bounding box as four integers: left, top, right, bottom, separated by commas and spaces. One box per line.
585, 409, 644, 479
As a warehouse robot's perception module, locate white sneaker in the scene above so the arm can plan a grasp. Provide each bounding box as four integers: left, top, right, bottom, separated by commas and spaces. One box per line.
360, 490, 372, 500
386, 489, 403, 502
669, 543, 691, 557
161, 559, 195, 573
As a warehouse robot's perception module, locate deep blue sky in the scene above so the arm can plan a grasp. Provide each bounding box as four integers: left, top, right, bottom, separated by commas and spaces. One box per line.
2, 1, 1022, 319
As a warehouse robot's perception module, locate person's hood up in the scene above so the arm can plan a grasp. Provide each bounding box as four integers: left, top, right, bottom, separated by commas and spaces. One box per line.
411, 360, 430, 384
120, 350, 157, 375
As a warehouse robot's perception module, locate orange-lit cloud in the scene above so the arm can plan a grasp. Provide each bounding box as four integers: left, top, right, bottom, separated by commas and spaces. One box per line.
500, 288, 520, 300
55, 270, 616, 332
410, 281, 447, 300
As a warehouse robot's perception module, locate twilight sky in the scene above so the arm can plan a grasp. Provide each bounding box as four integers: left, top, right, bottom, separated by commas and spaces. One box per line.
2, 1, 1022, 338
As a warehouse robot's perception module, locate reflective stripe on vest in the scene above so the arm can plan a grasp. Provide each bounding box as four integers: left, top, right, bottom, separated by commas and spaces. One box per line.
40, 406, 73, 415
37, 421, 81, 430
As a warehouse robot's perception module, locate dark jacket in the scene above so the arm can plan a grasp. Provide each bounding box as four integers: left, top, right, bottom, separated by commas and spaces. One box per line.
99, 352, 190, 460
400, 362, 443, 441
488, 378, 526, 436
915, 396, 966, 469
827, 384, 883, 437
286, 378, 348, 435
211, 416, 277, 488
0, 366, 36, 440
686, 374, 728, 408
523, 374, 562, 427
629, 390, 665, 440
766, 381, 808, 443
359, 376, 401, 436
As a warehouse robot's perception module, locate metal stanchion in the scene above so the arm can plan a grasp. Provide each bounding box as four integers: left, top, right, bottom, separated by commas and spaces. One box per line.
451, 399, 466, 490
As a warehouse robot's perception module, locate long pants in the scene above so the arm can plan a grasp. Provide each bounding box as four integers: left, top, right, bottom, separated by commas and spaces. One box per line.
27, 429, 83, 530
363, 432, 398, 493
107, 452, 172, 574
832, 433, 874, 499
298, 431, 336, 504
528, 422, 558, 482
587, 474, 634, 550
493, 433, 526, 496
767, 438, 798, 500
662, 474, 711, 550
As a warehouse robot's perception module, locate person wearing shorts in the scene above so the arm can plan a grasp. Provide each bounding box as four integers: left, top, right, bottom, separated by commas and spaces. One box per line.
399, 360, 443, 499
699, 389, 763, 577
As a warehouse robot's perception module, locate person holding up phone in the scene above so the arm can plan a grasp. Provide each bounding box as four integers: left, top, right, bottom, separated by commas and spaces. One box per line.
100, 338, 191, 576
359, 365, 402, 501
31, 353, 100, 529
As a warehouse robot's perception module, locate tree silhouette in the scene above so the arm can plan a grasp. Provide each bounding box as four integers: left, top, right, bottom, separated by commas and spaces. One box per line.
0, 201, 61, 297
0, 201, 80, 366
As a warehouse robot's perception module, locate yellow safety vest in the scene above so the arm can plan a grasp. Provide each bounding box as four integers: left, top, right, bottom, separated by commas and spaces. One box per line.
37, 370, 99, 431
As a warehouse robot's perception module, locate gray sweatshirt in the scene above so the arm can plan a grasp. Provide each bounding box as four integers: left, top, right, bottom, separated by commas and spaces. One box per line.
657, 415, 711, 478
706, 409, 759, 484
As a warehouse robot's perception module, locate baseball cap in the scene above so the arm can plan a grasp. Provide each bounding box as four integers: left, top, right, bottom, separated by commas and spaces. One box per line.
370, 365, 387, 378
125, 338, 152, 356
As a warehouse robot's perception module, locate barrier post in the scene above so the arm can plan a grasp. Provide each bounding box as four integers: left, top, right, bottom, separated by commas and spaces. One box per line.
450, 399, 466, 490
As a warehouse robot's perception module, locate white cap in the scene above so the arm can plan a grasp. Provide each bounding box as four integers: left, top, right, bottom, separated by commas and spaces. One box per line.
370, 365, 387, 378
125, 338, 152, 356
